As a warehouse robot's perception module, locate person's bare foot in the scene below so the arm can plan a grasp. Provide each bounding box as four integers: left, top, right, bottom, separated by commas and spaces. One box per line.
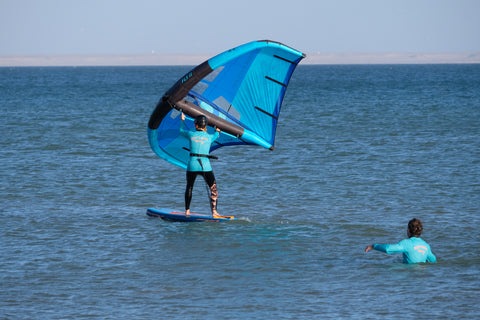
185, 210, 190, 215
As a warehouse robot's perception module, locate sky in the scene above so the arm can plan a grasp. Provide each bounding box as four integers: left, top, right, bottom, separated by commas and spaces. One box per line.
1, 0, 479, 57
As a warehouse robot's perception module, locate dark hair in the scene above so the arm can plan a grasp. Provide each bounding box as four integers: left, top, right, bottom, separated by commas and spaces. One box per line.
408, 218, 423, 237
195, 115, 208, 129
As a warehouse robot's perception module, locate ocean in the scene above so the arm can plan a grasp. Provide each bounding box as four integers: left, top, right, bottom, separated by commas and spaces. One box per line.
1, 64, 479, 319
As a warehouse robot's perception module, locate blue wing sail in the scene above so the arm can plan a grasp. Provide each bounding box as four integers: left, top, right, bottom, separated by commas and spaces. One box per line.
148, 40, 305, 169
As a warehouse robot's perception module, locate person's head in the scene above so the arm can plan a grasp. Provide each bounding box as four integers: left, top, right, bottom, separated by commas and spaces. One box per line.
194, 115, 208, 130
407, 218, 423, 237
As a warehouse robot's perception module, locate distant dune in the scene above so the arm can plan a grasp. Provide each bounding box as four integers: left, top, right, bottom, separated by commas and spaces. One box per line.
306, 52, 480, 65
1, 52, 479, 67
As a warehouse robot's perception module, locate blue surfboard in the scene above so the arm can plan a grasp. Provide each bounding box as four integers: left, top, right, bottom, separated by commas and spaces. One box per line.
146, 208, 236, 222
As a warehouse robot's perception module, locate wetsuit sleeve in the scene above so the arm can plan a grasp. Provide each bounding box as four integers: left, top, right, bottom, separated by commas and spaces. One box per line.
373, 241, 405, 254
426, 251, 437, 263
212, 131, 219, 141
180, 120, 189, 138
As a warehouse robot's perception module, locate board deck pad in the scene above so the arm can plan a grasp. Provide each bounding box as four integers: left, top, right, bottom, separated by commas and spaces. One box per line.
146, 208, 235, 222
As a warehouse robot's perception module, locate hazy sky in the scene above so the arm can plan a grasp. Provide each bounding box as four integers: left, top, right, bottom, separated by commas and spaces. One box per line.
1, 0, 479, 55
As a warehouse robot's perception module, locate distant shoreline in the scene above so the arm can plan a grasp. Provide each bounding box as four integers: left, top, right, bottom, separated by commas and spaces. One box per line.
1, 52, 479, 67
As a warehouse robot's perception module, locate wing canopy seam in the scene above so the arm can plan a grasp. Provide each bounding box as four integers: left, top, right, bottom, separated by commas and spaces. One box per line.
255, 106, 279, 120
273, 54, 298, 65
265, 76, 287, 87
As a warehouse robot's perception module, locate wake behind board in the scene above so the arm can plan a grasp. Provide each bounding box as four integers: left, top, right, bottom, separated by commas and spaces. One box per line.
146, 208, 235, 222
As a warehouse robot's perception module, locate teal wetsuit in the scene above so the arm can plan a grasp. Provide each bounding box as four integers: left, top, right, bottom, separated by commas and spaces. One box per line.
180, 120, 220, 213
373, 237, 436, 264
180, 121, 219, 172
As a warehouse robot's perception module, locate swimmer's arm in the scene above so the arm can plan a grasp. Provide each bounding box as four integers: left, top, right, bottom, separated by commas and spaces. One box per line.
427, 251, 437, 263
365, 242, 405, 254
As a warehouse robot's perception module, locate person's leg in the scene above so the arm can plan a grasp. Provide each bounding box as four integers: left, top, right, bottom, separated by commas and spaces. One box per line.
185, 171, 198, 215
202, 171, 219, 216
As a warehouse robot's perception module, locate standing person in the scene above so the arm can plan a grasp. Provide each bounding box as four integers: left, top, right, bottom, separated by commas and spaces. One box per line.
180, 112, 221, 217
365, 218, 437, 264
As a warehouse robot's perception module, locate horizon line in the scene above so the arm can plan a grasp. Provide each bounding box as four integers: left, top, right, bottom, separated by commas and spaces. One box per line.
1, 52, 479, 67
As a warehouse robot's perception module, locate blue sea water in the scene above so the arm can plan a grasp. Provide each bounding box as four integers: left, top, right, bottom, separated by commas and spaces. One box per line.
1, 64, 479, 319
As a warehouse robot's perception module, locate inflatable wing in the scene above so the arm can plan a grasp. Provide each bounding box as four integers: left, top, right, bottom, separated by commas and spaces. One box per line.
147, 40, 305, 169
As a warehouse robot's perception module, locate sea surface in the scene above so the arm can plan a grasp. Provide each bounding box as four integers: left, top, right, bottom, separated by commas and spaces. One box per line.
1, 64, 479, 319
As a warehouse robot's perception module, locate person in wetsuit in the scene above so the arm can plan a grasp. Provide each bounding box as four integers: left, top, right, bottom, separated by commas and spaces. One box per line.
180, 113, 221, 217
365, 218, 437, 264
